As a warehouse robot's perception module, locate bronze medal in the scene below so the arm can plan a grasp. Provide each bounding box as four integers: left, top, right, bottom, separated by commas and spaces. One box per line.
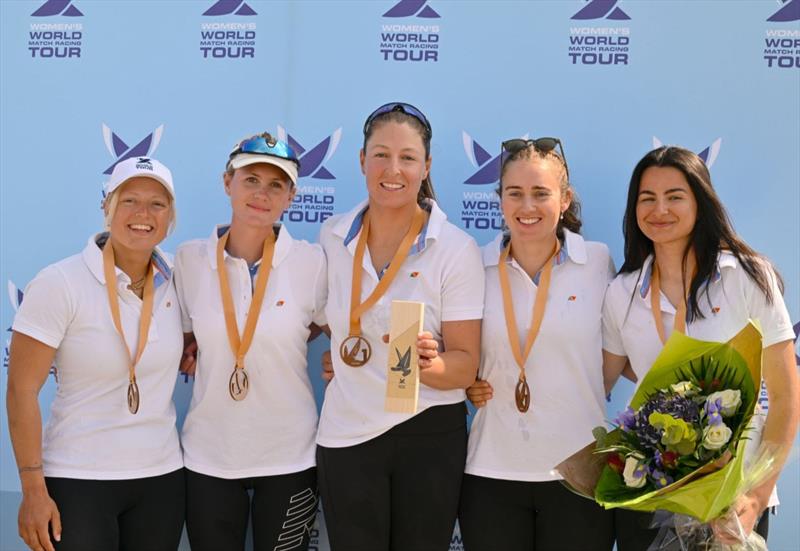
127, 380, 140, 414
216, 229, 275, 402
102, 239, 155, 416
515, 376, 531, 413
497, 240, 559, 414
229, 368, 249, 401
339, 335, 372, 367
343, 209, 426, 368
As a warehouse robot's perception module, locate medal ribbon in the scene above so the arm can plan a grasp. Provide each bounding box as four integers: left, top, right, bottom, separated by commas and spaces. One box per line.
497, 240, 560, 382
216, 229, 275, 370
649, 261, 690, 344
347, 208, 426, 336
102, 240, 155, 393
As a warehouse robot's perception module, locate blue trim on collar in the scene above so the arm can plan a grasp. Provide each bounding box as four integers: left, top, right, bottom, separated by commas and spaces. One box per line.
95, 233, 172, 290
640, 258, 723, 299
343, 204, 433, 256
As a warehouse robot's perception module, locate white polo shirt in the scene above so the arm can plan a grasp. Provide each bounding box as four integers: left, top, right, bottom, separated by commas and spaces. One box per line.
602, 252, 793, 505
317, 199, 485, 448
12, 234, 183, 480
465, 230, 615, 481
175, 224, 327, 479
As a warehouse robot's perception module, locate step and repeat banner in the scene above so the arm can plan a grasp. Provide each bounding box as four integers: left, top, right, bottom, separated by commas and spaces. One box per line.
1, 1, 798, 549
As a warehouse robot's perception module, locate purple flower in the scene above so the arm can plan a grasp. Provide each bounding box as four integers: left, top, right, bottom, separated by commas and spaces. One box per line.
616, 407, 636, 432
650, 468, 673, 489
705, 398, 724, 426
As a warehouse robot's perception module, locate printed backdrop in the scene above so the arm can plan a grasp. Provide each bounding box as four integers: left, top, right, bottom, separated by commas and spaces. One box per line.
1, 1, 798, 549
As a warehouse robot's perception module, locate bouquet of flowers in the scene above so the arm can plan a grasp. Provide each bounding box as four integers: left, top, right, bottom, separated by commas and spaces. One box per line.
557, 322, 765, 524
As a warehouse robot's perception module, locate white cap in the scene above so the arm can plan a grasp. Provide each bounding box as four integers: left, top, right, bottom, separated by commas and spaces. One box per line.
228, 153, 298, 186
104, 157, 175, 200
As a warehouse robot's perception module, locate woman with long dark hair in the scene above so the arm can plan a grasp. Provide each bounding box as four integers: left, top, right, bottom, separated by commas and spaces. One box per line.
460, 138, 615, 550
602, 146, 799, 549
316, 102, 484, 550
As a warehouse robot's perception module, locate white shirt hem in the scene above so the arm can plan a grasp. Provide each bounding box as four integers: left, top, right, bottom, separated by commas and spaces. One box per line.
44, 459, 184, 481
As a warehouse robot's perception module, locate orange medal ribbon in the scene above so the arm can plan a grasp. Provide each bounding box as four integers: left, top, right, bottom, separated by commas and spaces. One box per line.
102, 239, 155, 415
216, 229, 275, 400
497, 239, 560, 413
649, 262, 690, 345
340, 208, 426, 367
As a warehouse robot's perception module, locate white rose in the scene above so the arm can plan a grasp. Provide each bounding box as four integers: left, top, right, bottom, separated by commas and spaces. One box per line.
702, 423, 732, 450
623, 454, 647, 488
670, 381, 699, 397
706, 390, 742, 417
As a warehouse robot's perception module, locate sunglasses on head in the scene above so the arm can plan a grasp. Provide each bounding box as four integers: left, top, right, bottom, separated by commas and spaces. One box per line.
230, 133, 300, 166
363, 102, 432, 138
501, 137, 569, 178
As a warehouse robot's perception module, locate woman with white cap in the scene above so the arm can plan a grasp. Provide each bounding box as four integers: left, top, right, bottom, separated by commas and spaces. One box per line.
175, 132, 326, 551
7, 157, 184, 551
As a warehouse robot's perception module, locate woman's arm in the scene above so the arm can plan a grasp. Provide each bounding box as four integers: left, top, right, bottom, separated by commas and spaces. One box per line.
418, 319, 481, 390
727, 339, 799, 539
6, 331, 62, 551
602, 349, 631, 394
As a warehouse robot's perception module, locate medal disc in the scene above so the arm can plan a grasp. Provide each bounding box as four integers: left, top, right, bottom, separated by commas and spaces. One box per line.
339, 335, 371, 367
515, 377, 531, 413
127, 381, 140, 414
229, 368, 249, 401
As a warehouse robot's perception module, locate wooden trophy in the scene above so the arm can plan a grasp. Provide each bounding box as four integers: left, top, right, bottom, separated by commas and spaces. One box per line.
384, 300, 425, 413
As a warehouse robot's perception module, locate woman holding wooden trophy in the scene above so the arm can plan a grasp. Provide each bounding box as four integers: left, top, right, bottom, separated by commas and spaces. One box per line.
460, 138, 615, 550
316, 102, 484, 550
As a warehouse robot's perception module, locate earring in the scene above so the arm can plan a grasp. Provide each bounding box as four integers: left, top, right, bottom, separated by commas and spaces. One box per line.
560, 212, 564, 221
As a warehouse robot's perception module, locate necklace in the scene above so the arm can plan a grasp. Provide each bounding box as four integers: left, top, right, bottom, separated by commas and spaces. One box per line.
127, 277, 146, 292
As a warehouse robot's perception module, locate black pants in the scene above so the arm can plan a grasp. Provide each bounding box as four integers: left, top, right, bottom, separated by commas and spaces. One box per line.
317, 402, 467, 551
459, 475, 614, 551
615, 508, 770, 551
45, 468, 185, 551
185, 467, 317, 551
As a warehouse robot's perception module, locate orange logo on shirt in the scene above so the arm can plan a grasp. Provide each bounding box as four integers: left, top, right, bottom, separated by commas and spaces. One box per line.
712, 306, 720, 314
568, 295, 577, 301
410, 272, 420, 278
276, 300, 285, 307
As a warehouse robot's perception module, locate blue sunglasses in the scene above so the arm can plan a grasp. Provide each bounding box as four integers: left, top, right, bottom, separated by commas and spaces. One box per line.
363, 102, 432, 138
230, 133, 300, 166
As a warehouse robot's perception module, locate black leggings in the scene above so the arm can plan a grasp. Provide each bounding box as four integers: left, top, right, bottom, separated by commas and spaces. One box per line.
45, 469, 185, 551
185, 467, 317, 551
317, 402, 467, 551
615, 508, 770, 551
459, 475, 614, 551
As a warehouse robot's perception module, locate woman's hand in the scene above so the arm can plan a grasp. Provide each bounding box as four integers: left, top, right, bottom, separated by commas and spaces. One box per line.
711, 493, 762, 544
416, 331, 439, 370
321, 350, 334, 383
179, 333, 197, 376
18, 482, 61, 551
466, 379, 493, 408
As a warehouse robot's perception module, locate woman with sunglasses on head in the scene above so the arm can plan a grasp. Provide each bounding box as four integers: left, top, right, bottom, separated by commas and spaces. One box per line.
459, 139, 615, 551
316, 102, 484, 551
7, 157, 184, 551
174, 133, 326, 551
602, 146, 799, 550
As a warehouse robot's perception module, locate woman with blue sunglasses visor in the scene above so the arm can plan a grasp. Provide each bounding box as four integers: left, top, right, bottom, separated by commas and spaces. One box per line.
316, 103, 485, 550
174, 133, 327, 551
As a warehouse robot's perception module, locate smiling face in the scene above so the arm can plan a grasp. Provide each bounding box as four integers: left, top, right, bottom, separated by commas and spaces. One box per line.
224, 163, 295, 229
106, 177, 172, 254
636, 166, 698, 250
500, 157, 571, 244
360, 120, 431, 212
